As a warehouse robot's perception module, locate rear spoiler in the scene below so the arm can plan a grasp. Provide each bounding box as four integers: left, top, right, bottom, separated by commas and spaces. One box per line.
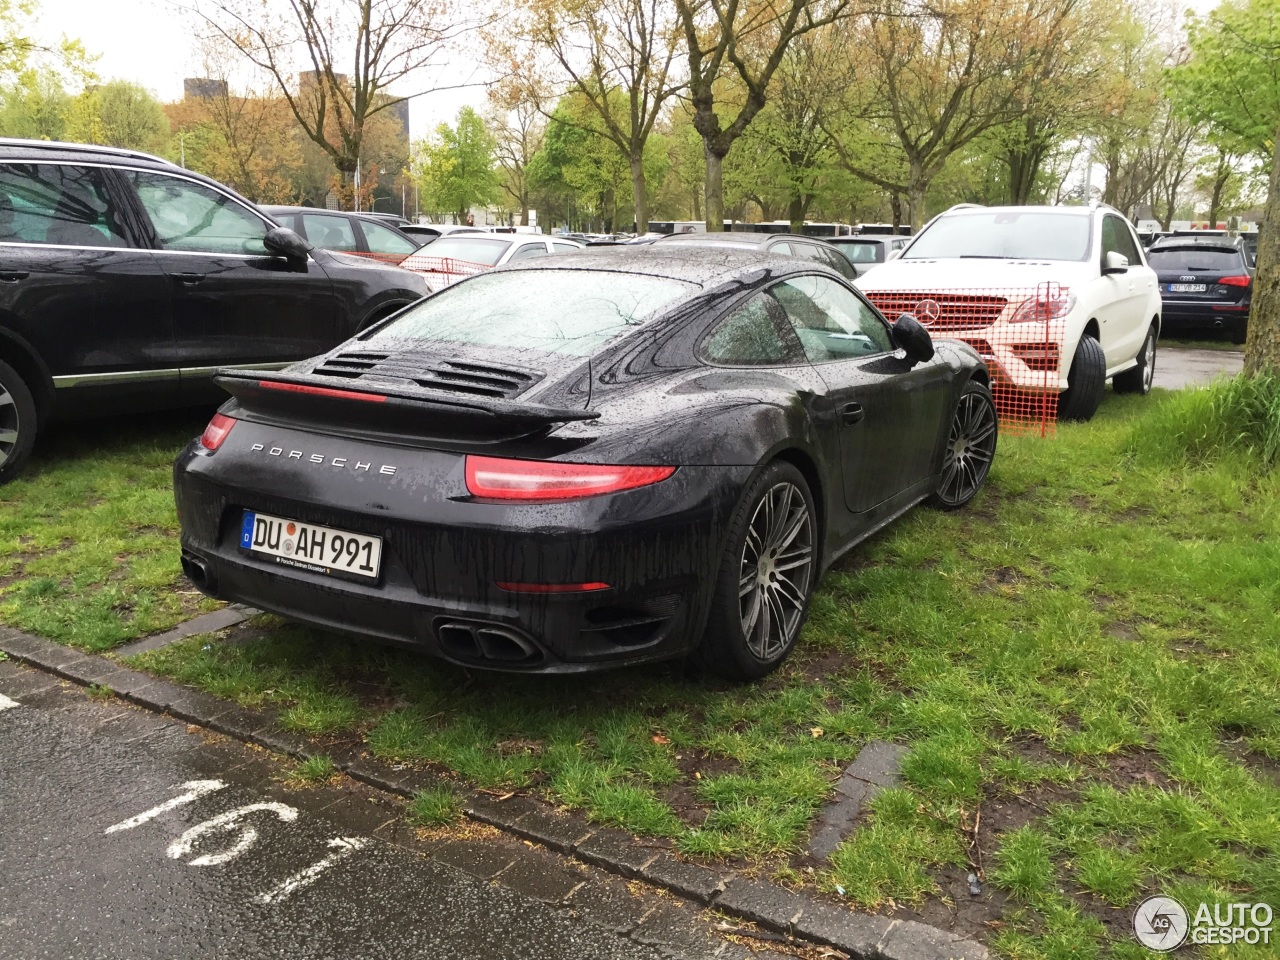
214, 370, 598, 441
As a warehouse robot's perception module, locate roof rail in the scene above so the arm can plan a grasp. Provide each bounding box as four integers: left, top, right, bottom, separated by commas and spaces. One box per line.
0, 137, 175, 167
945, 203, 984, 213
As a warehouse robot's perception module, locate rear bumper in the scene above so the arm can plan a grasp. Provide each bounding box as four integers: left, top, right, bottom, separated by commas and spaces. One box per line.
1159, 299, 1249, 331
174, 432, 749, 673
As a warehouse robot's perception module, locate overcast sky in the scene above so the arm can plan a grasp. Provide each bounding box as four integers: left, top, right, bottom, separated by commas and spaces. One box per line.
33, 0, 1225, 145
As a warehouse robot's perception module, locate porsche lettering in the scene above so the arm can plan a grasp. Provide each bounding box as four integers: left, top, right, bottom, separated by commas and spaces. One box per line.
249, 443, 397, 476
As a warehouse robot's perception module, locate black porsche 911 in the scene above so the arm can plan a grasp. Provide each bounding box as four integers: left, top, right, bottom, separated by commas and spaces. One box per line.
173, 247, 998, 679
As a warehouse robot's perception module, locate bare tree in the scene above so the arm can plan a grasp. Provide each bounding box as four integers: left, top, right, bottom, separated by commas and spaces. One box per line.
185, 0, 485, 184
674, 0, 851, 231
501, 0, 682, 232
488, 82, 545, 226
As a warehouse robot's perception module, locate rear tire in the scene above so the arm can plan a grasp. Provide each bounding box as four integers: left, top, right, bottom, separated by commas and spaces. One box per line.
697, 461, 817, 681
1113, 324, 1157, 395
1230, 321, 1247, 346
0, 359, 37, 485
1058, 334, 1106, 422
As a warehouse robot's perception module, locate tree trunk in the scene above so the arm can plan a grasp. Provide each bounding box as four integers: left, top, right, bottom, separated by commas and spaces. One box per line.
630, 152, 649, 234
520, 203, 529, 227
890, 192, 902, 232
1244, 132, 1280, 376
788, 194, 804, 233
1208, 171, 1228, 229
704, 145, 725, 232
907, 166, 927, 231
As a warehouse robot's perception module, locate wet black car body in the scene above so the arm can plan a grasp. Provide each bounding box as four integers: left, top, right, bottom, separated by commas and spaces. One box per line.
1146, 236, 1253, 343
0, 139, 427, 482
174, 248, 997, 677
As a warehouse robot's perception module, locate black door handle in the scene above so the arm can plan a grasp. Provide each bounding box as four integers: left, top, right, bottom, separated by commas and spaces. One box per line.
0, 271, 29, 282
175, 273, 206, 285
841, 402, 864, 425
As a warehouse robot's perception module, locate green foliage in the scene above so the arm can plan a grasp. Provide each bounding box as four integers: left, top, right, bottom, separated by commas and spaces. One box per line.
1126, 374, 1280, 468
409, 787, 463, 826
72, 80, 169, 153
1168, 0, 1280, 159
412, 106, 500, 222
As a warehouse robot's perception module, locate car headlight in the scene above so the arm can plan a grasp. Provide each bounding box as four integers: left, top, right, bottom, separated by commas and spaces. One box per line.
1009, 290, 1076, 323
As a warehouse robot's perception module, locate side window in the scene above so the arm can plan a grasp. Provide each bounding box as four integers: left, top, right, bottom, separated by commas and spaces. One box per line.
701, 292, 805, 366
125, 170, 269, 255
1103, 216, 1140, 264
508, 242, 549, 261
0, 163, 128, 248
768, 241, 793, 255
772, 275, 895, 362
552, 242, 580, 254
815, 244, 856, 280
360, 220, 418, 256
301, 214, 358, 252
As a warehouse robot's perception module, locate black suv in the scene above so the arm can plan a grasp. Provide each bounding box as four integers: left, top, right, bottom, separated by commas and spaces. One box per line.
1147, 235, 1253, 343
0, 139, 428, 483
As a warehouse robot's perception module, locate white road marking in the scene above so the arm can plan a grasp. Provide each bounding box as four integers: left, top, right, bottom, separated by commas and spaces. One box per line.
255, 837, 370, 905
167, 802, 299, 867
105, 780, 226, 834
0, 694, 18, 712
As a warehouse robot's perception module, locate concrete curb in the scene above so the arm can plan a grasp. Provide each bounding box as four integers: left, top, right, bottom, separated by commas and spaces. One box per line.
0, 626, 987, 960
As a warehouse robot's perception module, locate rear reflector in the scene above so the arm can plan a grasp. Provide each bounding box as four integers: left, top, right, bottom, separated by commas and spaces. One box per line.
497, 581, 611, 593
465, 456, 676, 501
199, 413, 235, 451
1218, 275, 1251, 287
258, 380, 387, 403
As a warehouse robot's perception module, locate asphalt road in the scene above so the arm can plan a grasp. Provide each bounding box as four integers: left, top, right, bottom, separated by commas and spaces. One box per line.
1152, 344, 1244, 390
0, 665, 763, 960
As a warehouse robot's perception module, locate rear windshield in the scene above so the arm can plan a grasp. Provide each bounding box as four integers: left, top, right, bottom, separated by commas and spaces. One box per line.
906, 211, 1091, 261
368, 270, 695, 355
417, 236, 512, 265
1147, 248, 1243, 271
833, 241, 882, 263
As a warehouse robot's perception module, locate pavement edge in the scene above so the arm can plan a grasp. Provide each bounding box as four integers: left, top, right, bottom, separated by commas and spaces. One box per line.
0, 625, 988, 960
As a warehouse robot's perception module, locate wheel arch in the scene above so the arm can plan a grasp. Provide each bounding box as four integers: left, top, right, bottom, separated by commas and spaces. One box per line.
0, 326, 53, 421
1082, 318, 1101, 342
769, 445, 826, 565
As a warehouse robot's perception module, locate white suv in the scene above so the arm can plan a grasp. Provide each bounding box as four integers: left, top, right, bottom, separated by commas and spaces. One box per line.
855, 204, 1161, 421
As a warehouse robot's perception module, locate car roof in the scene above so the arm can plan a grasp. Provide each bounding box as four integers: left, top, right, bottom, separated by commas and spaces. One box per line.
654, 232, 835, 250
1148, 236, 1243, 251
494, 244, 832, 287
261, 205, 397, 224
0, 137, 177, 170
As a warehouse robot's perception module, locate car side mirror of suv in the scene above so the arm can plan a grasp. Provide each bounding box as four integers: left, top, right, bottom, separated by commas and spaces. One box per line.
1102, 251, 1129, 275
264, 227, 314, 264
893, 313, 935, 364
886, 249, 903, 261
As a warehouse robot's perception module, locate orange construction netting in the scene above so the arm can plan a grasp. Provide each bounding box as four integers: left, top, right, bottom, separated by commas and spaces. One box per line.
398, 255, 493, 281
863, 284, 1070, 437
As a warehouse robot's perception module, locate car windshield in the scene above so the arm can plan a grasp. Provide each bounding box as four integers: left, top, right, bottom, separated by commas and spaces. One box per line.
1148, 248, 1242, 271
418, 236, 513, 266
905, 211, 1092, 261
367, 270, 696, 356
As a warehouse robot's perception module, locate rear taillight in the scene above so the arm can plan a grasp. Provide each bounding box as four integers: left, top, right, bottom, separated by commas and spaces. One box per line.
497, 581, 611, 593
1218, 275, 1251, 288
258, 380, 387, 403
199, 413, 235, 451
464, 456, 675, 502
1009, 291, 1076, 323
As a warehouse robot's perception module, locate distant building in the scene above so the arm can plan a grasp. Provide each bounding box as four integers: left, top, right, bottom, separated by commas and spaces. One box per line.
184, 78, 228, 100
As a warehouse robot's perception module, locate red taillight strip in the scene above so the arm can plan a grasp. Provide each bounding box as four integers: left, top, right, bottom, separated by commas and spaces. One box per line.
258, 380, 387, 403
1218, 275, 1251, 287
465, 456, 676, 502
199, 413, 235, 451
496, 581, 611, 593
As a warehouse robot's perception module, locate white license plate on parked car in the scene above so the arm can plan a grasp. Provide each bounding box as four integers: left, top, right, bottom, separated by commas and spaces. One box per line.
1168, 283, 1206, 293
240, 511, 381, 579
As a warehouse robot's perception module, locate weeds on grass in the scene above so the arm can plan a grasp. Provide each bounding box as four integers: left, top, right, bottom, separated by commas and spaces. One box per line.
290, 755, 336, 782
1128, 373, 1280, 468
409, 787, 462, 826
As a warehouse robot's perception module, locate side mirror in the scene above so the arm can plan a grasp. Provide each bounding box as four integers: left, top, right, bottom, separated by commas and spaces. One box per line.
264, 226, 314, 263
1102, 250, 1129, 275
893, 313, 935, 364
886, 249, 903, 262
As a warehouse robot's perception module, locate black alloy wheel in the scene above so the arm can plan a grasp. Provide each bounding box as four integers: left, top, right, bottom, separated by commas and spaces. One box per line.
930, 380, 998, 510
0, 360, 36, 485
700, 460, 817, 680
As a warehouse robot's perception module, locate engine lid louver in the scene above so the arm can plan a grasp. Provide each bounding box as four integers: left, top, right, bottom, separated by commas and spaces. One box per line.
312, 351, 542, 399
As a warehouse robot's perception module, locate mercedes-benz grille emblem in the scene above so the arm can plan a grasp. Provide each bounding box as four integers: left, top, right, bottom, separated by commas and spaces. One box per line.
914, 299, 942, 326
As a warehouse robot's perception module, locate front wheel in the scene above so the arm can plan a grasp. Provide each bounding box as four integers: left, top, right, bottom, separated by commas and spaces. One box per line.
928, 379, 998, 510
1058, 334, 1106, 422
0, 359, 37, 485
698, 461, 817, 680
1113, 324, 1157, 395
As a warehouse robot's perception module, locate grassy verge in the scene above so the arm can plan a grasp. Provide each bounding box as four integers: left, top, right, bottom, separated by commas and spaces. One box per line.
0, 410, 219, 649
7, 388, 1277, 957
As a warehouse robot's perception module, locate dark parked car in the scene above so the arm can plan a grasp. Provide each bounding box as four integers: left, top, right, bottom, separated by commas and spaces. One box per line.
653, 231, 858, 281
174, 247, 997, 679
0, 139, 428, 483
261, 206, 424, 264
1146, 235, 1253, 343
825, 235, 909, 277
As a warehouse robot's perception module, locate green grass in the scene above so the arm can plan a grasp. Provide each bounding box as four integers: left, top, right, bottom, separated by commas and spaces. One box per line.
0, 411, 220, 649
409, 786, 463, 826
7, 386, 1278, 957
289, 755, 336, 782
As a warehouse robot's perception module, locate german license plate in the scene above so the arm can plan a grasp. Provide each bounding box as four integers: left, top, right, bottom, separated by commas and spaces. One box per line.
1168, 283, 1206, 293
240, 511, 381, 580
